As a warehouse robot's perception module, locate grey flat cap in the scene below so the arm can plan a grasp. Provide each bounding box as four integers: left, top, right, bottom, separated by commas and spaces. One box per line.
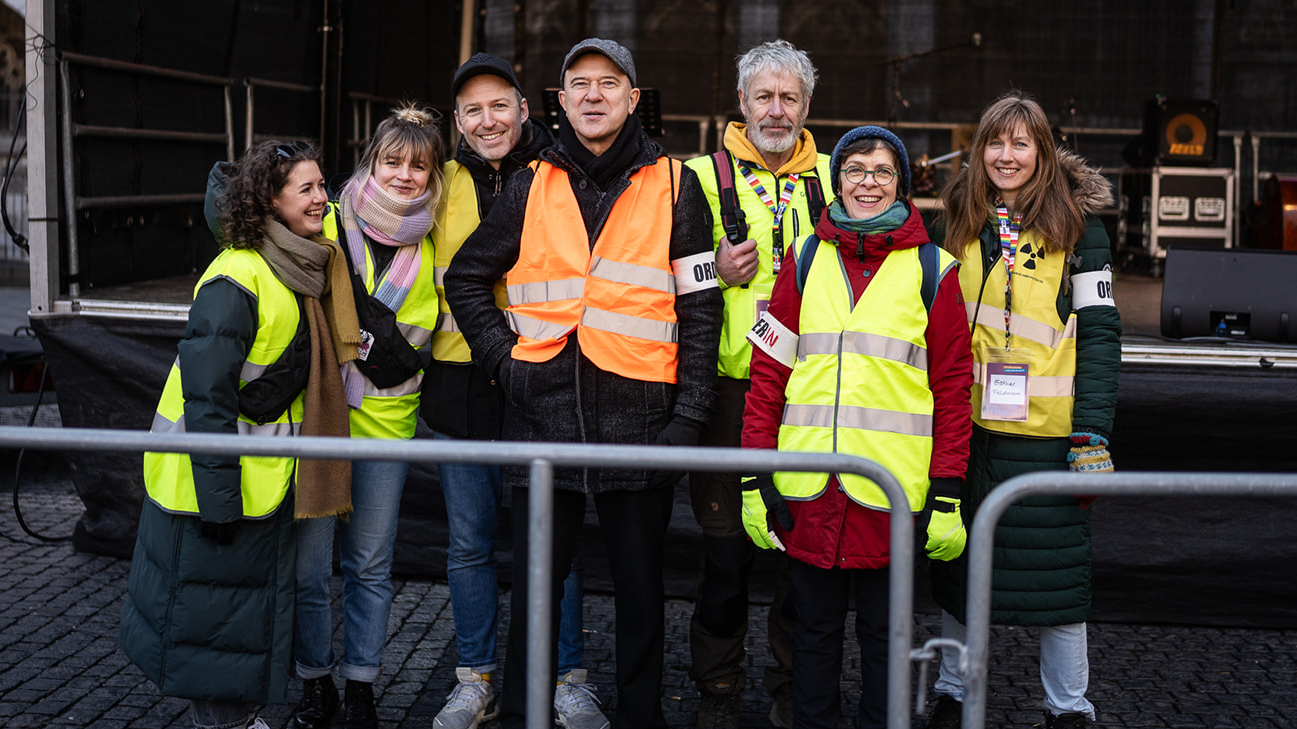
560, 38, 637, 87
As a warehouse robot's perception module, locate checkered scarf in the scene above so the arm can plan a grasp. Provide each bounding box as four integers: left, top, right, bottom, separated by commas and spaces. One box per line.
338, 174, 432, 312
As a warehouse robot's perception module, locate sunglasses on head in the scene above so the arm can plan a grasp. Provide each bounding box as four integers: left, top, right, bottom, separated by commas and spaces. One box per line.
273, 140, 313, 160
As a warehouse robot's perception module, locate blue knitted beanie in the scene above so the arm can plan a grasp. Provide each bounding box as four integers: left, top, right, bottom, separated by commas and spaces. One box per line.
829, 125, 910, 198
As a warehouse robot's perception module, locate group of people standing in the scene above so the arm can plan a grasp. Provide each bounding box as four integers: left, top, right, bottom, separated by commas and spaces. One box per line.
117, 34, 1118, 729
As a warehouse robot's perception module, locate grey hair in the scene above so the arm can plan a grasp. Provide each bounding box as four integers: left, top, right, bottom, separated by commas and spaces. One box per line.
736, 39, 818, 102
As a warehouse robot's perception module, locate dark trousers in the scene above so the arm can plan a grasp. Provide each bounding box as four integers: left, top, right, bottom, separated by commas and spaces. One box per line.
500, 486, 673, 729
788, 559, 890, 729
688, 376, 794, 696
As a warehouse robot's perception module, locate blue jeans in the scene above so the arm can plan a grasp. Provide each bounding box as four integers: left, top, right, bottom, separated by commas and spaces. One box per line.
295, 458, 409, 683
935, 611, 1096, 720
436, 434, 585, 675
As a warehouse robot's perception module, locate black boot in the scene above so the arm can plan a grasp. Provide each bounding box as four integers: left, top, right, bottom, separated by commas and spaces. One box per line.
344, 680, 377, 729
292, 675, 340, 729
927, 695, 961, 729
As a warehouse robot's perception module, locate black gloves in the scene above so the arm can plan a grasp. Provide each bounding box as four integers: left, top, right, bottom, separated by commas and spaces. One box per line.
646, 415, 706, 489
654, 415, 705, 447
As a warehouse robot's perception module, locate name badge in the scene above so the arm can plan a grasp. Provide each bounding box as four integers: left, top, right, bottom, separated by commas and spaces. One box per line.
357, 329, 375, 362
980, 347, 1030, 422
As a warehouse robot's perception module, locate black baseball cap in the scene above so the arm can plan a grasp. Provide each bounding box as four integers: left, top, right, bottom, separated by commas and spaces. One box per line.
451, 53, 523, 100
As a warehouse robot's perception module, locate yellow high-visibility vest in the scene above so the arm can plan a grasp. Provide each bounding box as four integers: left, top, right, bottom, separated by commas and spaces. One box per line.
431, 161, 509, 363
323, 205, 438, 439
685, 152, 833, 379
144, 247, 302, 517
957, 228, 1076, 438
774, 239, 955, 512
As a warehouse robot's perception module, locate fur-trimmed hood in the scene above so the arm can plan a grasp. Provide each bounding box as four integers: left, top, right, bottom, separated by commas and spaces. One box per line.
1058, 149, 1113, 214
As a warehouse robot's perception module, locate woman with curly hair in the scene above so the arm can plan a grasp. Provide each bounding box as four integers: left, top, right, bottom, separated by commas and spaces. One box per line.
120, 139, 357, 729
292, 103, 446, 729
926, 92, 1120, 729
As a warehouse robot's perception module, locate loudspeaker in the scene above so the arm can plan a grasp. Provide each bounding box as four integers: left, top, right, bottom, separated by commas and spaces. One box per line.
1161, 247, 1297, 342
1142, 98, 1219, 167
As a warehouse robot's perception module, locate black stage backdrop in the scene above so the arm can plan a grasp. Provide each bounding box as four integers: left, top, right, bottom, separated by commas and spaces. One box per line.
32, 0, 1297, 630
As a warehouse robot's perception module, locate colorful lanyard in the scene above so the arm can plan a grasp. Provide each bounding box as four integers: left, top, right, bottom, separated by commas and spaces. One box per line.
738, 163, 799, 272
994, 196, 1024, 347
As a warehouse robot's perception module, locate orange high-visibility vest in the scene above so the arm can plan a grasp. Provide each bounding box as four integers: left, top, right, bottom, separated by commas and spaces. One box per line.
506, 157, 683, 383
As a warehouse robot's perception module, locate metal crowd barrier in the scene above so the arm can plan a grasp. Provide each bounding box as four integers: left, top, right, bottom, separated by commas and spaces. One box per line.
955, 470, 1297, 729
0, 425, 922, 729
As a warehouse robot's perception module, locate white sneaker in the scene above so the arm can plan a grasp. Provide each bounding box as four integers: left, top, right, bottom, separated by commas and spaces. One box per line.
553, 669, 610, 729
433, 667, 499, 729
245, 719, 271, 729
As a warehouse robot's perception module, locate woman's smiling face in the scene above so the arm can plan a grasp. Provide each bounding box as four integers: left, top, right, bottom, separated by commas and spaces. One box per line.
982, 122, 1038, 209
272, 160, 328, 238
840, 149, 900, 220
373, 148, 431, 201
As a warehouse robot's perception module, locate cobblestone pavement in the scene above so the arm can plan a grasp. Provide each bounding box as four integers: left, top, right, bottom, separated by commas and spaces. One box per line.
2, 415, 1296, 728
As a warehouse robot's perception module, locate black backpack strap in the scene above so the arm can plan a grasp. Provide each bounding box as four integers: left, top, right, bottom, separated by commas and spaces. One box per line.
711, 150, 748, 243
918, 242, 940, 313
795, 235, 821, 295
804, 174, 826, 228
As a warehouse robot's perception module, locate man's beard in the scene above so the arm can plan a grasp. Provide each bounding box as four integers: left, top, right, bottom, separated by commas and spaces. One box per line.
750, 119, 803, 156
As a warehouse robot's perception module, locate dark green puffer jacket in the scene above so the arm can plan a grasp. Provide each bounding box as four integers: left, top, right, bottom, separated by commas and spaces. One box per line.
119, 499, 296, 703
931, 152, 1121, 627
119, 279, 297, 704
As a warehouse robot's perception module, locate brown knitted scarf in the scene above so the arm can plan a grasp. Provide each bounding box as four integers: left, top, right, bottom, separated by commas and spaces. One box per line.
260, 219, 356, 519
296, 296, 353, 519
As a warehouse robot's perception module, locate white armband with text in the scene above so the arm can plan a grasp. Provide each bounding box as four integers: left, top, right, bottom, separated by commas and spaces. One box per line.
747, 311, 798, 369
672, 251, 720, 295
1072, 268, 1115, 309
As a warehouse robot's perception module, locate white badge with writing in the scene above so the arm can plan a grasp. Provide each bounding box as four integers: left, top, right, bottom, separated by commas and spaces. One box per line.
980, 347, 1030, 422
357, 328, 374, 362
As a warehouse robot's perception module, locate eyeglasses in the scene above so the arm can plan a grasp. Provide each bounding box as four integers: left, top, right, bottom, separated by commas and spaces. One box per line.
842, 166, 897, 186
274, 140, 313, 160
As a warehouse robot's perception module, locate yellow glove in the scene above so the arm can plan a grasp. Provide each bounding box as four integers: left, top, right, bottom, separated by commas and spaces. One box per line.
740, 475, 791, 551
925, 496, 966, 561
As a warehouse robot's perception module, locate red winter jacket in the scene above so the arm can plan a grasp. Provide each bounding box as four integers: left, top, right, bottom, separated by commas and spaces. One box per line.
742, 202, 972, 569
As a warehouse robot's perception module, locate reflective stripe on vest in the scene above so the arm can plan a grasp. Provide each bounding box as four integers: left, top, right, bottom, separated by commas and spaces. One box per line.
152, 406, 299, 439
143, 249, 303, 518
958, 227, 1076, 438
775, 239, 951, 513
684, 152, 834, 379
506, 158, 682, 383
432, 161, 509, 362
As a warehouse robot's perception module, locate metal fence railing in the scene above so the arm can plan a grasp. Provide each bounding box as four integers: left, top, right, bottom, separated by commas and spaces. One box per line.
0, 425, 918, 729
951, 470, 1297, 729
8, 426, 1294, 728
